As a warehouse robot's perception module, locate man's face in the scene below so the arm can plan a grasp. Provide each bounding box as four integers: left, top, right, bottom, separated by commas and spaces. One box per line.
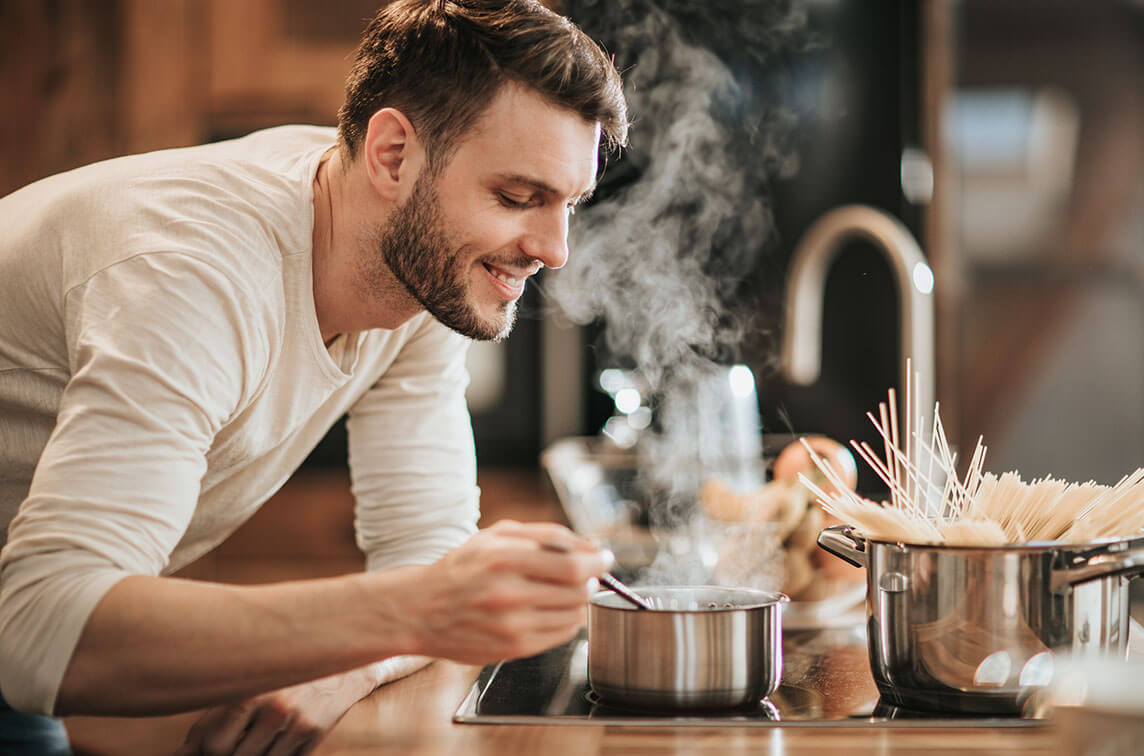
367, 83, 601, 341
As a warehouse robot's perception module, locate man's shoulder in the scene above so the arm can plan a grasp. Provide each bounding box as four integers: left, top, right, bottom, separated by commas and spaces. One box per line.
6, 126, 336, 300
225, 124, 338, 157
3, 124, 336, 206
121, 125, 336, 237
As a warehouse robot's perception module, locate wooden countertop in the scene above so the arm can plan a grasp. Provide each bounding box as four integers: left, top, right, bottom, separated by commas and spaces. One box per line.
67, 653, 1060, 755
63, 468, 1063, 755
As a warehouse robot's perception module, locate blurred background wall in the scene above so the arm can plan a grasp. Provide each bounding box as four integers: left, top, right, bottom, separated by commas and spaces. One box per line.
2, 0, 1142, 486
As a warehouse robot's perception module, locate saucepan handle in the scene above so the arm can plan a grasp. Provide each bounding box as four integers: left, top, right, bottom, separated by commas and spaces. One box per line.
1051, 534, 1144, 591
817, 524, 868, 569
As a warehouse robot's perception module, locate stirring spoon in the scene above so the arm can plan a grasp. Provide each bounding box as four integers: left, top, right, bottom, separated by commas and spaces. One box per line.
541, 540, 652, 610
598, 573, 653, 610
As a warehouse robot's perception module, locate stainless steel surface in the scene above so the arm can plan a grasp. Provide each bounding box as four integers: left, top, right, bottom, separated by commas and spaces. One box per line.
454, 624, 1044, 727
598, 573, 652, 610
817, 525, 867, 567
817, 525, 1144, 714
780, 205, 936, 510
587, 586, 788, 711
780, 204, 934, 408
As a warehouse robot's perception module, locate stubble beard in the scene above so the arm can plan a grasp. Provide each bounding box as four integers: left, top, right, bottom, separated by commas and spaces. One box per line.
366, 171, 516, 342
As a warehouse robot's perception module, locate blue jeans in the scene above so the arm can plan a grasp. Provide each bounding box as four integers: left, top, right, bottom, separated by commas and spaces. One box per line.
0, 687, 71, 755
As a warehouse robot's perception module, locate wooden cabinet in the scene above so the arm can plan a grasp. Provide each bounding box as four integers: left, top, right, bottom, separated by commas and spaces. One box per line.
0, 0, 381, 196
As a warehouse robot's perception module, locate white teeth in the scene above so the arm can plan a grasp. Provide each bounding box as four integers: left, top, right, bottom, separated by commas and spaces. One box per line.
489, 269, 521, 286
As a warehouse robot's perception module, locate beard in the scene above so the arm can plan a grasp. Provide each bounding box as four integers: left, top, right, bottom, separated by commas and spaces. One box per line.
366, 171, 517, 342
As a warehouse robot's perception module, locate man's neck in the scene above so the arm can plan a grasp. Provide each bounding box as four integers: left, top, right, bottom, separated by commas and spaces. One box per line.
311, 148, 421, 344
311, 148, 341, 344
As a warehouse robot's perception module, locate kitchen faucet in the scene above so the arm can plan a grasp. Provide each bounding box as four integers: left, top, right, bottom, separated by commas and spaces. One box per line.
780, 205, 936, 491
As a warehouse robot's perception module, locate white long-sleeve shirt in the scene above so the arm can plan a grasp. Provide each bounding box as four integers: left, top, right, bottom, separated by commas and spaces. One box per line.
0, 126, 480, 714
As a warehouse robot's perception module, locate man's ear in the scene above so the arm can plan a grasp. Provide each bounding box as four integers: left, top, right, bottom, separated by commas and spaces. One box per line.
362, 108, 425, 202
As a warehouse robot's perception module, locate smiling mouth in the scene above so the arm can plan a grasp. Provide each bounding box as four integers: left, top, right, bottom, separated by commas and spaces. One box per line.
481, 261, 538, 301
484, 263, 525, 289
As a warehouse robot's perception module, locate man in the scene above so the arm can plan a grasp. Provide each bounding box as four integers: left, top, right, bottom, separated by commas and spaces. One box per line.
0, 0, 628, 753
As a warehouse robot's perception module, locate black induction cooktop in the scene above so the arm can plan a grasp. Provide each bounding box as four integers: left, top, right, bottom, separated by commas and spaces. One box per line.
454, 625, 1044, 728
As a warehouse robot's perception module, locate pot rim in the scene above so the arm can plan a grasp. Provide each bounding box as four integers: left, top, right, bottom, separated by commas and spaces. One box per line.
589, 584, 790, 612
843, 528, 1144, 554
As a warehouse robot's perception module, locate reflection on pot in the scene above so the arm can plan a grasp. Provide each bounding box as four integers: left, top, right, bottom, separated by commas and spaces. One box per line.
818, 525, 1144, 714
588, 586, 787, 712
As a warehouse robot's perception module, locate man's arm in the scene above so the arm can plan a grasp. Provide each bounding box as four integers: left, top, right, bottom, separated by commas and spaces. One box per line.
171, 318, 485, 753
347, 316, 481, 573
1, 254, 607, 720
0, 252, 262, 714
58, 520, 608, 715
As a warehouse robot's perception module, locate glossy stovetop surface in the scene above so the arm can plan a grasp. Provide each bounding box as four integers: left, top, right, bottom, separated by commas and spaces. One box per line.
454, 624, 1043, 727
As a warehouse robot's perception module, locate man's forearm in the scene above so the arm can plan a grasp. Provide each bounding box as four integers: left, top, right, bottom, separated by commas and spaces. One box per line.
52, 521, 609, 718
55, 570, 420, 716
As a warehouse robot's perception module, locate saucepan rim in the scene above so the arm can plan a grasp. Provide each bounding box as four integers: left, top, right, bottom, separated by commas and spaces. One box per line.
589, 584, 790, 612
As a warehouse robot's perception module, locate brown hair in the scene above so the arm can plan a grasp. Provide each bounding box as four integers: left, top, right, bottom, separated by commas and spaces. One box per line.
337, 0, 628, 169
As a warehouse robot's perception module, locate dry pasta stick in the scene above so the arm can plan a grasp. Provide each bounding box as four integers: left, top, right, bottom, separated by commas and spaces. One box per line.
797, 382, 1144, 546
888, 388, 901, 511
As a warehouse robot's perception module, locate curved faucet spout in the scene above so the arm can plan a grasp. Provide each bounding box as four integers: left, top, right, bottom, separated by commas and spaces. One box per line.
780, 204, 935, 436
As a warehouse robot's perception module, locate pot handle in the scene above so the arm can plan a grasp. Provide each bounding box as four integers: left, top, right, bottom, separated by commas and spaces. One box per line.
817, 524, 868, 568
1051, 535, 1144, 591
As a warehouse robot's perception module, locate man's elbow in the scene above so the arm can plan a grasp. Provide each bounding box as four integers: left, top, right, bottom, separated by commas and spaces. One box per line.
0, 612, 54, 716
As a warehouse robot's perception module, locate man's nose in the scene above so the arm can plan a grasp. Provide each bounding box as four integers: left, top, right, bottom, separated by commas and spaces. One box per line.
521, 207, 570, 270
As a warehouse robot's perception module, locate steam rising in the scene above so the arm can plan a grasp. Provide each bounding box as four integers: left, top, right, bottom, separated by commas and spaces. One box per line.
550, 0, 808, 389
549, 1, 812, 584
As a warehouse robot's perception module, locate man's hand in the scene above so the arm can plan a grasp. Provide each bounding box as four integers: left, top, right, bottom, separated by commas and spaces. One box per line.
175, 669, 368, 756
172, 519, 609, 755
390, 520, 613, 665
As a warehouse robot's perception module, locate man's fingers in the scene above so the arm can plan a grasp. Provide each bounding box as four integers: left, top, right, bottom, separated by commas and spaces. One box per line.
180, 708, 219, 750
467, 522, 614, 588
488, 520, 599, 553
180, 702, 256, 756
471, 608, 586, 663
530, 576, 600, 610
517, 547, 614, 587
232, 706, 291, 756
520, 623, 586, 656
529, 606, 588, 632
267, 734, 318, 756
178, 707, 232, 755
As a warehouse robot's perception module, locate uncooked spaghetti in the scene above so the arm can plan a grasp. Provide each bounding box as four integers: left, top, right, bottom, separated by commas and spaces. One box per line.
797, 369, 1144, 546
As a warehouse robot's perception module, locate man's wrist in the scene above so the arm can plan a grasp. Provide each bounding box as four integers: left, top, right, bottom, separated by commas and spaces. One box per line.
357, 564, 429, 658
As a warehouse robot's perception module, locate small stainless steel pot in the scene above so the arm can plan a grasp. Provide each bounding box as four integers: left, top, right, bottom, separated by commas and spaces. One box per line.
587, 586, 788, 711
818, 525, 1144, 714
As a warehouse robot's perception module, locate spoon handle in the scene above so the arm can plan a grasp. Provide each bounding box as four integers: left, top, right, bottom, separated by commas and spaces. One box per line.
539, 540, 652, 610
599, 573, 653, 610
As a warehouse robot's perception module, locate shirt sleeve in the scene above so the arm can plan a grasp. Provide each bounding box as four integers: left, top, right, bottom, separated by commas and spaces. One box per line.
347, 317, 480, 573
0, 252, 263, 715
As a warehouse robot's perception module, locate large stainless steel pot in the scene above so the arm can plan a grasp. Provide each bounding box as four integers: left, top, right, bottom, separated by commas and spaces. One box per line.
587, 586, 788, 711
818, 525, 1144, 714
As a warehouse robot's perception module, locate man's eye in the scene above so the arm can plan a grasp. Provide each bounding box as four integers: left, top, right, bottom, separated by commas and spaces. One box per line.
498, 194, 530, 208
